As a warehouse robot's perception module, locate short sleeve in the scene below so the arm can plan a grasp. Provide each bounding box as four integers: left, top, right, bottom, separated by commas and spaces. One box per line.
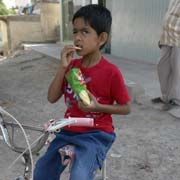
110, 68, 130, 104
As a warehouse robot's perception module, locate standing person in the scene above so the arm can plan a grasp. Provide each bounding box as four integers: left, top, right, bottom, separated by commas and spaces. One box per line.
152, 0, 180, 110
34, 4, 130, 180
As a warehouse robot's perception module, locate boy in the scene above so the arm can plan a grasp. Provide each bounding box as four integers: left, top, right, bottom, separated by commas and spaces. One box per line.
34, 4, 130, 180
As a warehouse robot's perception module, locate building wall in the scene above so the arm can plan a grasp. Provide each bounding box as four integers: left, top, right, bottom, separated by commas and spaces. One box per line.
40, 2, 60, 41
0, 2, 60, 56
0, 15, 42, 55
9, 16, 43, 50
107, 0, 169, 64
0, 21, 8, 55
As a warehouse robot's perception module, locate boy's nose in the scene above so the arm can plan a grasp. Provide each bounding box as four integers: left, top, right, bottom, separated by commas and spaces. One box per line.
74, 33, 82, 41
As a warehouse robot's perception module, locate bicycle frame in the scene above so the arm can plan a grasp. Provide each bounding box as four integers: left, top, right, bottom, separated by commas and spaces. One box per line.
0, 107, 106, 180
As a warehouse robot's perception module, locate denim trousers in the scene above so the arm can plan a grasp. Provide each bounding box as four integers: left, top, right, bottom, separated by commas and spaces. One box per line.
33, 130, 116, 180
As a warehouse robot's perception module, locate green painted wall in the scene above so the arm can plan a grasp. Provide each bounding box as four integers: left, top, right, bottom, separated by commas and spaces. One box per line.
107, 0, 169, 64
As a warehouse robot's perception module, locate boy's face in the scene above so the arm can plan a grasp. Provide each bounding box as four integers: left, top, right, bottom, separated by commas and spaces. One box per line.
73, 17, 104, 56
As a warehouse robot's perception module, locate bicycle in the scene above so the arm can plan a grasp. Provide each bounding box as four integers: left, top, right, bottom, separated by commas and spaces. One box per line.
0, 106, 107, 180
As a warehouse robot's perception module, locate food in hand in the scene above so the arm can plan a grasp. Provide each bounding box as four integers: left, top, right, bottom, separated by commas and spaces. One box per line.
74, 46, 82, 50
79, 90, 91, 105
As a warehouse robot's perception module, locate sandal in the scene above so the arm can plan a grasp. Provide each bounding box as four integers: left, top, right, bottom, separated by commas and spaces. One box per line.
151, 97, 164, 104
162, 99, 179, 111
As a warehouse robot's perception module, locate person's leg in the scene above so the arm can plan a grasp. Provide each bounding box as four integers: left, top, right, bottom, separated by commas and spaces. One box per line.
69, 131, 116, 180
168, 46, 180, 105
69, 147, 98, 180
157, 45, 172, 102
33, 150, 66, 180
33, 131, 71, 180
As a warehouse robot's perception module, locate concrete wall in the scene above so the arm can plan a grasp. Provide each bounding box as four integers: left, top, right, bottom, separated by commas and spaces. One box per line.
40, 2, 60, 41
9, 16, 43, 51
107, 0, 169, 64
0, 21, 8, 55
0, 2, 60, 56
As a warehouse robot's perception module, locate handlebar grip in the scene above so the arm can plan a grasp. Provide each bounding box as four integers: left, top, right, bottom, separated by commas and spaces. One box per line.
70, 118, 94, 127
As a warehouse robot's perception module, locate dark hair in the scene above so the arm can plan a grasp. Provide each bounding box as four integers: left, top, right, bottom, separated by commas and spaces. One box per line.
72, 4, 112, 37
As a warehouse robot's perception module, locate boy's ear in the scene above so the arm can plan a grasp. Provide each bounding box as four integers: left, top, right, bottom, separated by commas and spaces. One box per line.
99, 32, 108, 47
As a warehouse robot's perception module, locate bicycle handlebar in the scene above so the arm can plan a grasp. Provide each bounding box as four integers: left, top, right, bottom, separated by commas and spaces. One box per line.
47, 117, 94, 132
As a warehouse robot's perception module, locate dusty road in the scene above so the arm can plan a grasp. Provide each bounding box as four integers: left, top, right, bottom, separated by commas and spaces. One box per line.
0, 50, 180, 180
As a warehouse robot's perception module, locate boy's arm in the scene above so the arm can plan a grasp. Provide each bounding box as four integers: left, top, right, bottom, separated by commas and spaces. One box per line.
78, 92, 131, 115
47, 64, 66, 103
95, 102, 131, 115
48, 45, 75, 103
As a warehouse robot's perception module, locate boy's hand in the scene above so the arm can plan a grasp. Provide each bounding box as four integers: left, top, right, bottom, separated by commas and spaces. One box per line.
60, 45, 76, 69
78, 91, 100, 112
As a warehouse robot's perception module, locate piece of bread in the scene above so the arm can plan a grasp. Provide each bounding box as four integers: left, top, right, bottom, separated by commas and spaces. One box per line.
74, 46, 82, 50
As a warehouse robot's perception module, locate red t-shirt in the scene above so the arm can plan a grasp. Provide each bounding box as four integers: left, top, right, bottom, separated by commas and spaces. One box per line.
62, 56, 130, 133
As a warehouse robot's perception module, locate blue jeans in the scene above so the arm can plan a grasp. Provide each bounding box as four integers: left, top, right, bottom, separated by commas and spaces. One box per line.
34, 130, 116, 180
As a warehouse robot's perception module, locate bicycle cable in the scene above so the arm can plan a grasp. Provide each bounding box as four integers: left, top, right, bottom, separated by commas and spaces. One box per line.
0, 106, 34, 179
9, 132, 46, 169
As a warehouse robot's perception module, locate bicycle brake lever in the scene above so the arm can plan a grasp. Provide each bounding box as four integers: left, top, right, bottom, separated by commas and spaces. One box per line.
47, 119, 75, 133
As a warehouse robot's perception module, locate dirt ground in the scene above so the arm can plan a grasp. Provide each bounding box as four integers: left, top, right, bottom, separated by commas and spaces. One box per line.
0, 50, 180, 180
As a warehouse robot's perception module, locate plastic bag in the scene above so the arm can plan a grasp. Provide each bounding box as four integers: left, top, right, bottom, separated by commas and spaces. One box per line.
66, 68, 90, 105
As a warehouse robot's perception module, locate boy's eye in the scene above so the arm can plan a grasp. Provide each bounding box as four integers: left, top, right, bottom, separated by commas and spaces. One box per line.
82, 30, 89, 35
72, 29, 89, 35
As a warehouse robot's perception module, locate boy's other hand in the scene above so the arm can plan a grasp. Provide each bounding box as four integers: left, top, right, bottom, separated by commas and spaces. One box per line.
60, 45, 75, 69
